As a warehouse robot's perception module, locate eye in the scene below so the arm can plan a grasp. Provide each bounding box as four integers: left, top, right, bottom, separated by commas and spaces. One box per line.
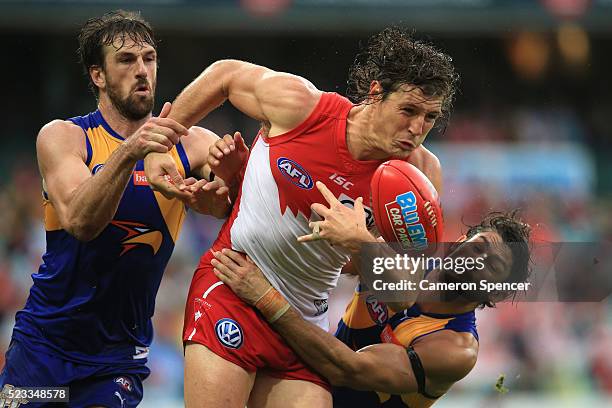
402, 108, 416, 115
425, 114, 440, 122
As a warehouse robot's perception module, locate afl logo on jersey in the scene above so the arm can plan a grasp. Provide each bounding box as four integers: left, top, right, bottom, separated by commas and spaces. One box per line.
215, 318, 243, 349
114, 376, 133, 392
365, 295, 389, 326
277, 157, 314, 190
92, 163, 105, 174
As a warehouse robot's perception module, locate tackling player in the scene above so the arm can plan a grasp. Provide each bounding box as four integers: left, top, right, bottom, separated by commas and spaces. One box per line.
212, 189, 531, 407
0, 10, 228, 407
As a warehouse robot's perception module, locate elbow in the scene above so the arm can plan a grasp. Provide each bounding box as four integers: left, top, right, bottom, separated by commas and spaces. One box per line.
65, 219, 102, 242
387, 301, 415, 314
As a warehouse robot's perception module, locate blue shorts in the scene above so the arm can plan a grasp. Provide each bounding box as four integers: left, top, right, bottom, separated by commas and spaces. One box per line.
1, 340, 149, 408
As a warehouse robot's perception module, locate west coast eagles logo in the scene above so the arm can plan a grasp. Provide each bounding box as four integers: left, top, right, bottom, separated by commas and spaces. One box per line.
111, 220, 162, 256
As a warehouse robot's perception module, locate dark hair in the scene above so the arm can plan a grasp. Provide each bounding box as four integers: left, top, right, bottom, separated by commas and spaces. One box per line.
347, 27, 459, 118
77, 10, 156, 96
465, 210, 532, 308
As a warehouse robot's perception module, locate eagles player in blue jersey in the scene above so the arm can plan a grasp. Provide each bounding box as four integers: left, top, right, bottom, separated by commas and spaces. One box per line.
0, 10, 231, 408
212, 184, 531, 408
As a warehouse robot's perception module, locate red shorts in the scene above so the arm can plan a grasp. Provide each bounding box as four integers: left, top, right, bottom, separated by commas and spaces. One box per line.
183, 250, 330, 391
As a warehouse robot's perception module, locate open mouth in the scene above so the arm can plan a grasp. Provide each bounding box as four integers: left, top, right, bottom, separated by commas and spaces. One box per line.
134, 84, 150, 94
398, 140, 416, 150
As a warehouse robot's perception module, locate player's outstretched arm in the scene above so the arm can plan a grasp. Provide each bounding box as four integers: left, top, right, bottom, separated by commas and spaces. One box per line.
211, 249, 474, 395
38, 102, 188, 241
168, 59, 321, 136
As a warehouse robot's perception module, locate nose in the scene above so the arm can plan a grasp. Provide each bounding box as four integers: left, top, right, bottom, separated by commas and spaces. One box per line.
408, 114, 425, 136
135, 56, 147, 78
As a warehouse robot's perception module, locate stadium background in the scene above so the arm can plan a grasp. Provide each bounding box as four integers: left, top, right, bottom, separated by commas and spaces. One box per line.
0, 0, 610, 406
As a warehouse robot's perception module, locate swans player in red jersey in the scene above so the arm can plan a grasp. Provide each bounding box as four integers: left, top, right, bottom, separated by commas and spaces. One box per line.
146, 28, 458, 407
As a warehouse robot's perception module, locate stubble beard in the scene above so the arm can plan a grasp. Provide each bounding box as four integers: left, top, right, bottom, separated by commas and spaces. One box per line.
106, 79, 155, 121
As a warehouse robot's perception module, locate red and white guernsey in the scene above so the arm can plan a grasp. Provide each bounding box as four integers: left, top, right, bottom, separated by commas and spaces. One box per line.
210, 92, 382, 329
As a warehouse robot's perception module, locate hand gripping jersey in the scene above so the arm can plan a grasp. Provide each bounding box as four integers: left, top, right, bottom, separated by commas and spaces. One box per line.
209, 92, 380, 329
12, 110, 190, 366
334, 284, 478, 408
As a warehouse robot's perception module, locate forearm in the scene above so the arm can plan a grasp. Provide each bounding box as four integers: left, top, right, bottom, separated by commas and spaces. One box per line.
170, 60, 242, 128
351, 240, 424, 310
65, 144, 136, 241
271, 308, 362, 387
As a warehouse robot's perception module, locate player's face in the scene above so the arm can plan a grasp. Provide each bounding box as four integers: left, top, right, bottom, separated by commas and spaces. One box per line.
101, 37, 157, 121
371, 85, 443, 160
444, 230, 514, 302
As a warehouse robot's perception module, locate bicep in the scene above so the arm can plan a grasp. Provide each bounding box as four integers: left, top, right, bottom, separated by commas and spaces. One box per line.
182, 126, 220, 179
224, 62, 321, 134
349, 344, 418, 394
37, 121, 91, 222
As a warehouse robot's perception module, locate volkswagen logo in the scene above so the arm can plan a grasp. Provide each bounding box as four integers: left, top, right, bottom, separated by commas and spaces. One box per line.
215, 318, 243, 349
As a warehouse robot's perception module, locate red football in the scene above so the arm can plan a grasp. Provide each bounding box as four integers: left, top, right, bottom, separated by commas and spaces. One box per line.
370, 160, 443, 250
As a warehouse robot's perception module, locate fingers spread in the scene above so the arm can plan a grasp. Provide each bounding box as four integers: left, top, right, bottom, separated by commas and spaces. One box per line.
311, 203, 331, 218
354, 196, 365, 214
297, 233, 321, 243
316, 181, 339, 205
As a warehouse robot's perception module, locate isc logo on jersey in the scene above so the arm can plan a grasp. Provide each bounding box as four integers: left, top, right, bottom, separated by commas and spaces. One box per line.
215, 318, 243, 349
277, 157, 314, 189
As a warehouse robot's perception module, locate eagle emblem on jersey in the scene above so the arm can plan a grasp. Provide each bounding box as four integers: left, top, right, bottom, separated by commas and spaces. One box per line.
110, 220, 162, 256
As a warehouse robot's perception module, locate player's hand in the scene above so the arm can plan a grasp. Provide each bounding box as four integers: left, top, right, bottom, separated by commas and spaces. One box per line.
208, 131, 249, 185
298, 181, 375, 252
181, 177, 231, 218
144, 152, 190, 200
124, 102, 189, 161
211, 249, 271, 305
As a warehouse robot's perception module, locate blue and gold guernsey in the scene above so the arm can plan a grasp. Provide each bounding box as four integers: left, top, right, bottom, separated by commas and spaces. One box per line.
12, 109, 191, 368
334, 284, 478, 408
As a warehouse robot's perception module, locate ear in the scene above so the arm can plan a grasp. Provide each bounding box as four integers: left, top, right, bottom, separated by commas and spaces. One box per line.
367, 80, 384, 102
90, 65, 105, 91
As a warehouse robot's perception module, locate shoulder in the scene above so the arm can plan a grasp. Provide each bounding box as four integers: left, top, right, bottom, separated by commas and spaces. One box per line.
415, 330, 478, 385
406, 145, 442, 193
255, 70, 323, 133
407, 145, 441, 174
37, 120, 88, 158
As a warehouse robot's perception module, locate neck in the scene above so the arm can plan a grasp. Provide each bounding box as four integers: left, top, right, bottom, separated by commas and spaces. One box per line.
346, 104, 386, 161
98, 95, 150, 138
416, 268, 479, 315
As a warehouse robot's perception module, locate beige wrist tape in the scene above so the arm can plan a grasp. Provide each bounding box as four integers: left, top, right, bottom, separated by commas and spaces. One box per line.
255, 287, 290, 323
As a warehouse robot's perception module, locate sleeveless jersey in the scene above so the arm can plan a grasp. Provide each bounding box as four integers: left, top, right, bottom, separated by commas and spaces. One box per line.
334, 285, 478, 407
12, 109, 191, 366
209, 92, 381, 329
